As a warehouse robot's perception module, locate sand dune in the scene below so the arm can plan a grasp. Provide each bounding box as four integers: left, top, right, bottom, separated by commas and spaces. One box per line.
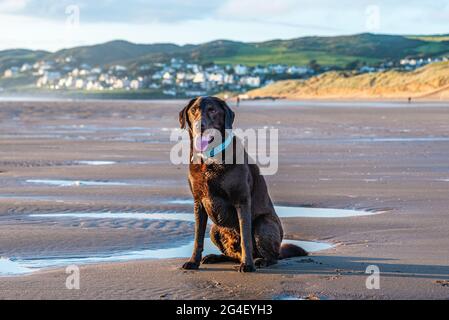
247, 61, 449, 100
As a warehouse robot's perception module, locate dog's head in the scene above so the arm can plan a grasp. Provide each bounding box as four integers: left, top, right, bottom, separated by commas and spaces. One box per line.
179, 96, 234, 152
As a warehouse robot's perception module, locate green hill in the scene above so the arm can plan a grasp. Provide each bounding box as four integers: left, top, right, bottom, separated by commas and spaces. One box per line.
47, 40, 183, 66
211, 33, 443, 66
2, 33, 449, 70
0, 49, 48, 72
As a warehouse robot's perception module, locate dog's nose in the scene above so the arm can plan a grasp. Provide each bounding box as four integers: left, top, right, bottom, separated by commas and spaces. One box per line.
201, 119, 208, 130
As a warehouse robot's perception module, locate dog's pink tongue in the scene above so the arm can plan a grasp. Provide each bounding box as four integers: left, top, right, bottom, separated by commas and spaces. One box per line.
195, 136, 210, 152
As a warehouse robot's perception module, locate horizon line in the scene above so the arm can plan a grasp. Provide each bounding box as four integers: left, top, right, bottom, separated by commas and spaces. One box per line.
2, 31, 449, 54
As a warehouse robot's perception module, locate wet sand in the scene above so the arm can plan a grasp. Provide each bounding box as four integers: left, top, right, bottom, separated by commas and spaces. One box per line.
1, 99, 449, 299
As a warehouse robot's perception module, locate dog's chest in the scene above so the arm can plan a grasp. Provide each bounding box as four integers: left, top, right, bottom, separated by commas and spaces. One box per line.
189, 167, 238, 228
202, 194, 238, 228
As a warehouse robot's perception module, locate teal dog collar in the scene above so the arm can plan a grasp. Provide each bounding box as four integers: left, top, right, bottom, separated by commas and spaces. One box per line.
204, 133, 234, 158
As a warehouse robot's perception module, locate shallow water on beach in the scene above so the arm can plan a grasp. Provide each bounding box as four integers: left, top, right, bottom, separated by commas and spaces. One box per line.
0, 238, 333, 276
28, 203, 381, 222
0, 258, 36, 275
30, 212, 196, 222
0, 206, 342, 276
26, 179, 131, 187
75, 161, 117, 166
344, 137, 449, 143
291, 137, 449, 144
24, 178, 174, 187
168, 199, 380, 218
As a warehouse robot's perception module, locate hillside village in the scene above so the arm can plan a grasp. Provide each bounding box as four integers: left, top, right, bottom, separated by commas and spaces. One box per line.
2, 33, 449, 98
2, 55, 447, 98
1, 58, 317, 97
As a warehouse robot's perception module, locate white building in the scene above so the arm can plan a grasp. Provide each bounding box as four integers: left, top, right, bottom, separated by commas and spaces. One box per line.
208, 72, 225, 85
176, 72, 187, 81
234, 64, 248, 75
224, 74, 235, 85
86, 81, 104, 91
3, 67, 19, 78
91, 68, 102, 74
240, 76, 261, 88
162, 72, 174, 85
112, 79, 130, 89
400, 59, 417, 66
130, 79, 142, 90
253, 66, 269, 75
271, 64, 287, 74
113, 65, 127, 72
20, 64, 32, 72
287, 66, 310, 75
75, 79, 85, 89
193, 72, 207, 84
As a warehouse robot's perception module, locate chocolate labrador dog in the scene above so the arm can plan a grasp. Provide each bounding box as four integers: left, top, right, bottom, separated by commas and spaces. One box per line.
179, 96, 307, 272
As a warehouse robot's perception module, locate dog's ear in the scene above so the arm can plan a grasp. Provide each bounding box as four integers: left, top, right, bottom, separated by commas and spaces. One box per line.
215, 98, 235, 129
179, 98, 197, 129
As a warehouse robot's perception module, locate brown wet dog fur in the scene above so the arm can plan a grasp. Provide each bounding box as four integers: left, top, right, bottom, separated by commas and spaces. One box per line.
179, 96, 307, 272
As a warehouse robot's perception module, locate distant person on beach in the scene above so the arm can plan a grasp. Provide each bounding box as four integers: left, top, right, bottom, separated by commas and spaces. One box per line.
408, 97, 412, 103
236, 96, 240, 107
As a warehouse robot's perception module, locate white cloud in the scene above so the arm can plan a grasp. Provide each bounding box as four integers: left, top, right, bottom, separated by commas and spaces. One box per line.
1, 0, 449, 51
217, 0, 298, 19
0, 0, 29, 13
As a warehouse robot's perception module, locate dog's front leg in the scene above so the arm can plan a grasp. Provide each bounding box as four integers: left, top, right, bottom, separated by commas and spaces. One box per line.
236, 202, 256, 272
182, 201, 208, 270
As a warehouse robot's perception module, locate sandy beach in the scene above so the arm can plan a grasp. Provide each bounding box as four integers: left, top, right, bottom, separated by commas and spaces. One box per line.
1, 99, 449, 300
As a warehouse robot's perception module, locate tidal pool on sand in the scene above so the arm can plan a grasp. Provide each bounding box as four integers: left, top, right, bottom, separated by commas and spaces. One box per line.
0, 209, 336, 276
0, 238, 332, 277
0, 258, 37, 276
26, 179, 130, 187
75, 161, 116, 166
168, 199, 381, 218
30, 212, 196, 222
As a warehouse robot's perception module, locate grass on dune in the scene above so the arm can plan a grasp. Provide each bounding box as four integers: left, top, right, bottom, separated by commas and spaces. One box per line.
408, 35, 449, 42
247, 60, 449, 99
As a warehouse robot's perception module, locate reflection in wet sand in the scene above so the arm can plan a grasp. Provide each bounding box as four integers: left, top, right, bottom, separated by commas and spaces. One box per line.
26, 179, 130, 187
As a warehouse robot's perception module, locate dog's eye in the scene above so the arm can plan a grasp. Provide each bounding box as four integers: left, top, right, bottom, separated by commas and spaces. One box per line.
208, 108, 217, 114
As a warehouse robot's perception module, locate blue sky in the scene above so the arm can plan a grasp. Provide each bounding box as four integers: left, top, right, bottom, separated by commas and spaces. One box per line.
1, 0, 449, 51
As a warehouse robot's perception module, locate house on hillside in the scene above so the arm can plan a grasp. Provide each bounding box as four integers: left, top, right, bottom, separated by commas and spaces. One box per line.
234, 64, 248, 75
287, 66, 311, 75
270, 64, 288, 74
3, 67, 19, 78
253, 66, 269, 75
240, 76, 261, 88
162, 72, 174, 85
20, 64, 32, 72
130, 79, 142, 90
208, 72, 225, 85
193, 72, 207, 87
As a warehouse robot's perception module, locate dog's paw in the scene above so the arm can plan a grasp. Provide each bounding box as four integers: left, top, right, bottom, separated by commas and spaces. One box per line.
182, 261, 199, 270
238, 263, 256, 273
254, 258, 268, 268
201, 254, 222, 264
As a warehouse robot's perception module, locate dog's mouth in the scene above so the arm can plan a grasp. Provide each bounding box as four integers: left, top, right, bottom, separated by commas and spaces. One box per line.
194, 134, 215, 152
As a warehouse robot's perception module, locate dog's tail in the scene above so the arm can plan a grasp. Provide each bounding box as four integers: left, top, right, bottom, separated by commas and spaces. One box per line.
279, 243, 308, 259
